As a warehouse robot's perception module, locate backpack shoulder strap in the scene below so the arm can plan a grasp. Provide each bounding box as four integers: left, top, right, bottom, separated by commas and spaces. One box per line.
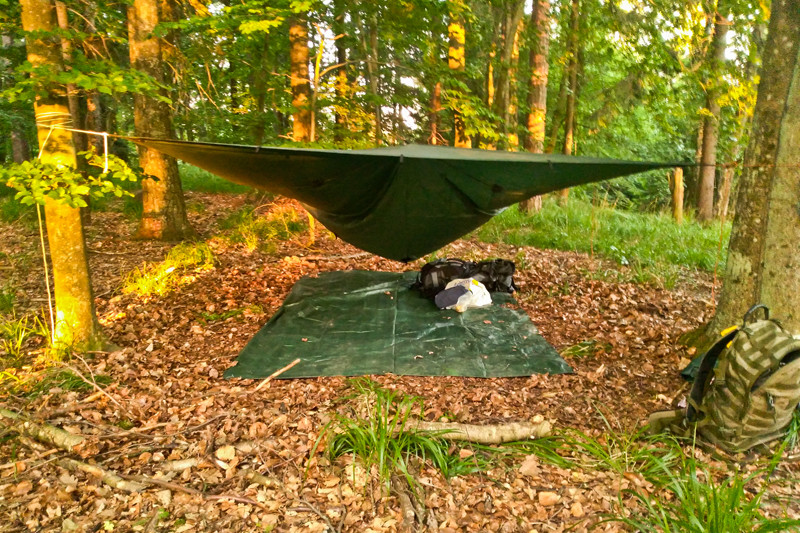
686, 328, 740, 422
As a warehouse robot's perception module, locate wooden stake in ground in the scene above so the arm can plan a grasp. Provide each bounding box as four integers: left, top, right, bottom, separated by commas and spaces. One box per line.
670, 167, 684, 225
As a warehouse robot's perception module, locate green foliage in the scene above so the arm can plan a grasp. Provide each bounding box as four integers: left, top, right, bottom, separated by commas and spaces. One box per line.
478, 198, 730, 286
0, 313, 43, 362
0, 284, 15, 314
320, 379, 487, 491
219, 205, 306, 252
123, 242, 215, 297
1, 151, 138, 209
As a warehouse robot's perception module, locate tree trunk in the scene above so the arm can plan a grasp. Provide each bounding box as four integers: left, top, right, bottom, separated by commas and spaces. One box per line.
128, 0, 194, 241
706, 0, 800, 338
669, 167, 684, 225
368, 15, 381, 145
545, 73, 567, 154
520, 0, 550, 213
333, 0, 347, 142
448, 0, 470, 148
558, 0, 581, 203
54, 1, 87, 154
697, 12, 730, 222
289, 14, 312, 142
491, 0, 526, 148
506, 17, 524, 148
251, 35, 269, 145
20, 0, 105, 352
429, 81, 442, 145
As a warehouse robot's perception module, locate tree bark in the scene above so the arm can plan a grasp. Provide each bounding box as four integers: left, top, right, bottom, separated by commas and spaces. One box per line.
368, 14, 381, 145
697, 12, 730, 222
289, 14, 312, 142
448, 0, 470, 148
558, 0, 581, 203
669, 167, 684, 225
429, 81, 442, 145
20, 0, 106, 352
521, 0, 550, 213
333, 0, 348, 142
54, 1, 87, 154
128, 0, 194, 241
706, 0, 800, 337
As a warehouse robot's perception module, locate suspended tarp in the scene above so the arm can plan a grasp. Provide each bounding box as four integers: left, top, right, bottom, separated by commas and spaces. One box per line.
131, 138, 677, 262
224, 271, 572, 379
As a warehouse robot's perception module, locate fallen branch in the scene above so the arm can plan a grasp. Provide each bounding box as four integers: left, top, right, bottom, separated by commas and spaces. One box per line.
58, 457, 148, 492
408, 416, 551, 444
252, 358, 301, 393
0, 408, 85, 452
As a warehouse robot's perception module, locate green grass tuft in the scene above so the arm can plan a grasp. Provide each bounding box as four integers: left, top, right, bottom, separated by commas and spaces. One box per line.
605, 449, 800, 532
123, 242, 215, 297
319, 379, 488, 492
477, 198, 730, 287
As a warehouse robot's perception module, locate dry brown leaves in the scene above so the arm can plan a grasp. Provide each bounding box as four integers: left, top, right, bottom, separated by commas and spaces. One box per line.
1, 193, 797, 532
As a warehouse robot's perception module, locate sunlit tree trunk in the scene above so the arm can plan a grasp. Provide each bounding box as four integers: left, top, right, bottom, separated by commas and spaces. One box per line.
448, 0, 470, 148
252, 35, 269, 145
128, 0, 194, 240
521, 0, 550, 213
697, 11, 730, 222
289, 14, 312, 142
705, 0, 800, 337
429, 81, 442, 145
20, 0, 105, 352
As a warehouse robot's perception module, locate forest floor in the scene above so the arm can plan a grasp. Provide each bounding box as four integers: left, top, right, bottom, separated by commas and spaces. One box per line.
1, 192, 799, 532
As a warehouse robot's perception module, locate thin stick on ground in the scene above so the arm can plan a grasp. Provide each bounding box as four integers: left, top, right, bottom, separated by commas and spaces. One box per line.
252, 358, 301, 392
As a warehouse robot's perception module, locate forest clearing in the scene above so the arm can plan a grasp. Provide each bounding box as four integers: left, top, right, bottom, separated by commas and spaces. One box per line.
2, 189, 800, 532
3, 0, 800, 530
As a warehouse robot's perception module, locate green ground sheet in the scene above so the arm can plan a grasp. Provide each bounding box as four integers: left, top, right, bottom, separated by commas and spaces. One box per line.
224, 271, 572, 379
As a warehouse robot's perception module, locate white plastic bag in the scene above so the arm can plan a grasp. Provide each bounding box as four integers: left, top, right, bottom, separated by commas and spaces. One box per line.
443, 278, 492, 312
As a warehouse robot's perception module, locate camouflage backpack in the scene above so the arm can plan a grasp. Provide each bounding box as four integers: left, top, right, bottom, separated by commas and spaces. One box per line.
650, 305, 800, 452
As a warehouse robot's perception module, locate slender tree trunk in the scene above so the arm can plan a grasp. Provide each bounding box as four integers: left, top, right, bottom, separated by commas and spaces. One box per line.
448, 0, 470, 148
368, 14, 381, 145
333, 0, 348, 142
669, 168, 684, 225
128, 0, 194, 240
252, 35, 269, 145
2, 34, 31, 162
705, 0, 800, 338
506, 17, 524, 148
54, 1, 87, 153
521, 0, 550, 213
429, 81, 442, 145
289, 14, 312, 142
558, 0, 581, 203
20, 0, 105, 352
545, 74, 567, 153
697, 12, 730, 222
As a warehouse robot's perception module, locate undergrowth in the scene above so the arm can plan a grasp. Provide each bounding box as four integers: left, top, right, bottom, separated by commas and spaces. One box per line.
219, 205, 307, 253
1, 367, 111, 398
477, 197, 731, 288
180, 165, 252, 194
123, 241, 215, 297
318, 379, 489, 493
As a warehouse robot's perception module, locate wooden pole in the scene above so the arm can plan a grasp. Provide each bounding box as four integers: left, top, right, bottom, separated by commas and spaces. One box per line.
670, 168, 684, 225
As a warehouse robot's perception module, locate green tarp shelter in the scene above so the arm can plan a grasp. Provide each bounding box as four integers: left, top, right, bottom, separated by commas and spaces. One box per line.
224, 271, 572, 379
132, 138, 676, 262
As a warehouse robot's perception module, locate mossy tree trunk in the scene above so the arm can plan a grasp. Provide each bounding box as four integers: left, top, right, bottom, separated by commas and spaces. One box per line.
20, 0, 105, 352
701, 0, 800, 342
128, 0, 194, 241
